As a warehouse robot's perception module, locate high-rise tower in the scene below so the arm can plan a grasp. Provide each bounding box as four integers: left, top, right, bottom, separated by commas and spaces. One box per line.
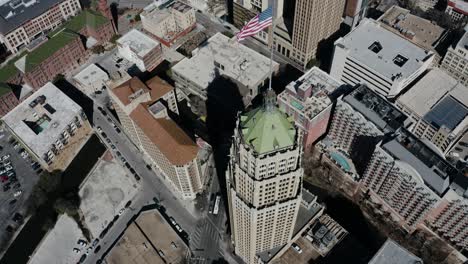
226, 90, 303, 264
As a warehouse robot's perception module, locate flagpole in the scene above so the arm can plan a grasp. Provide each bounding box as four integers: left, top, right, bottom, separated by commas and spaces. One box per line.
267, 0, 275, 91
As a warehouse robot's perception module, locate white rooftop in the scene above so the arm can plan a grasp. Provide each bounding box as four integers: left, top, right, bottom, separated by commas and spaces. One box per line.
397, 68, 468, 117
117, 29, 160, 57
73, 64, 109, 89
2, 82, 82, 157
337, 18, 433, 81
29, 215, 84, 264
172, 33, 277, 89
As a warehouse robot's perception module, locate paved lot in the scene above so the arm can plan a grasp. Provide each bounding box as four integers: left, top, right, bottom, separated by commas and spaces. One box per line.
79, 151, 141, 239
0, 129, 41, 250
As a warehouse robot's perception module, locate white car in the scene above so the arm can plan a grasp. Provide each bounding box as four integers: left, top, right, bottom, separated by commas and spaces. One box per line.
1, 154, 10, 161
118, 208, 125, 216
13, 190, 22, 197
291, 243, 302, 254
5, 165, 13, 171
96, 127, 102, 133
72, 248, 81, 254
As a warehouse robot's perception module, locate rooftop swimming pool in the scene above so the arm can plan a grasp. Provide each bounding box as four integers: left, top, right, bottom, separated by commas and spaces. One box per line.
330, 151, 351, 172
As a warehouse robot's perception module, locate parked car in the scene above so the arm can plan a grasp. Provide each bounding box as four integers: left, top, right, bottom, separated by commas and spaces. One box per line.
1, 175, 8, 182
115, 128, 121, 133
6, 171, 14, 177
105, 138, 111, 144
3, 184, 10, 191
5, 225, 14, 233
291, 243, 302, 254
1, 154, 10, 161
116, 151, 121, 157
134, 174, 141, 181
13, 190, 22, 197
8, 199, 17, 205
73, 248, 81, 254
118, 208, 125, 216
77, 239, 88, 247
12, 213, 23, 223
111, 144, 116, 149
13, 143, 20, 149
94, 245, 101, 254
13, 183, 20, 189
92, 239, 99, 247
129, 168, 136, 175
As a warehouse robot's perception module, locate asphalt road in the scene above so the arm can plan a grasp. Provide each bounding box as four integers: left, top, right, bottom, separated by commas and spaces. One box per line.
81, 92, 201, 264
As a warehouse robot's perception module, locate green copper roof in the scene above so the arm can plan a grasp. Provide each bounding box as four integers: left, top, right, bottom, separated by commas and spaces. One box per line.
240, 106, 296, 154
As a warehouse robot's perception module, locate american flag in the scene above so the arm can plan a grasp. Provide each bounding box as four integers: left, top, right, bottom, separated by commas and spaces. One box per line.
236, 7, 273, 42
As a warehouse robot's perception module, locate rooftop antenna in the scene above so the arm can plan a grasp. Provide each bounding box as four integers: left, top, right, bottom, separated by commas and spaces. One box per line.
267, 0, 276, 92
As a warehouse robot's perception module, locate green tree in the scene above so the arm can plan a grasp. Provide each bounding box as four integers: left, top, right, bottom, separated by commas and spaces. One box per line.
222, 31, 234, 38
306, 58, 320, 69
110, 34, 121, 44
54, 196, 80, 217
53, 74, 65, 84
134, 14, 141, 22
91, 45, 105, 54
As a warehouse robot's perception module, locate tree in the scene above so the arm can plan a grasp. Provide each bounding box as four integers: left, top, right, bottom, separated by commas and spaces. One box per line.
134, 14, 141, 22
91, 45, 105, 54
53, 74, 65, 84
222, 31, 234, 38
54, 197, 80, 217
110, 34, 121, 44
306, 58, 320, 69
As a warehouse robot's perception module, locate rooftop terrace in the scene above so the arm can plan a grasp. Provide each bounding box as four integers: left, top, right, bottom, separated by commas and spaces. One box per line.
343, 84, 408, 133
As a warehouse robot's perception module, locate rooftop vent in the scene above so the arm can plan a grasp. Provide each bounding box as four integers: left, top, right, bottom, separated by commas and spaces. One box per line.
393, 54, 408, 67
368, 41, 382, 54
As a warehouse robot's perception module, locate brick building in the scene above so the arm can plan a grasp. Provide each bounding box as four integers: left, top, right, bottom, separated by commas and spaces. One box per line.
0, 0, 82, 54
0, 83, 20, 116
14, 29, 87, 89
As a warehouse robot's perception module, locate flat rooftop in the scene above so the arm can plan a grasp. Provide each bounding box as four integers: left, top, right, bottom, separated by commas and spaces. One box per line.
29, 215, 84, 264
343, 84, 408, 133
107, 210, 188, 264
172, 32, 277, 90
79, 151, 140, 238
73, 63, 109, 90
423, 95, 468, 130
117, 29, 160, 57
336, 18, 433, 81
455, 28, 468, 53
368, 239, 423, 264
378, 6, 446, 51
397, 68, 468, 118
2, 82, 82, 157
280, 67, 342, 120
382, 129, 461, 195
0, 0, 66, 34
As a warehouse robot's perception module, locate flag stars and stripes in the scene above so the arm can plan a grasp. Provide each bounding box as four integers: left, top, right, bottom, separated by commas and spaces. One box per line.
236, 7, 273, 42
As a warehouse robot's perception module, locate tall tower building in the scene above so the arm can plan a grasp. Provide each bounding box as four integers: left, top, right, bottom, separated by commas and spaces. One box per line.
288, 0, 345, 66
226, 90, 303, 264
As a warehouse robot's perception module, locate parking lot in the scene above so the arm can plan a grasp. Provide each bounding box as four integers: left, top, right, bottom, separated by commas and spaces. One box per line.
0, 128, 42, 249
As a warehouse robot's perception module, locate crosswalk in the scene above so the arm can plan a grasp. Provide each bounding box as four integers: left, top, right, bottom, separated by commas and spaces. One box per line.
190, 218, 221, 260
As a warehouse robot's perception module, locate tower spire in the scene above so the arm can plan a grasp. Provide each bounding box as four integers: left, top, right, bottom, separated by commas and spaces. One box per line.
264, 89, 277, 112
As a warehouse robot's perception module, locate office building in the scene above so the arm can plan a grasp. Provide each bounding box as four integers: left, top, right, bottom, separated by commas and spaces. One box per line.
344, 0, 369, 29
396, 69, 468, 154
141, 1, 196, 47
276, 0, 345, 67
73, 64, 109, 96
226, 90, 303, 264
330, 19, 434, 99
109, 76, 203, 200
2, 82, 91, 171
0, 0, 82, 54
426, 190, 467, 250
13, 29, 87, 89
327, 84, 408, 153
278, 67, 342, 148
446, 0, 468, 21
361, 130, 441, 230
378, 6, 447, 64
233, 0, 345, 67
440, 27, 468, 86
172, 33, 278, 105
368, 239, 423, 264
117, 29, 163, 72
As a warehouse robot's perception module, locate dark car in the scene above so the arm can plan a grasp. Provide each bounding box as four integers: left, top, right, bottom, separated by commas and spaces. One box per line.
94, 245, 101, 253
3, 185, 10, 191
146, 164, 152, 170
124, 162, 131, 169
79, 254, 87, 263
129, 168, 136, 174
13, 183, 20, 189
97, 106, 103, 111
5, 225, 14, 232
9, 199, 17, 205
134, 174, 141, 181
12, 213, 23, 223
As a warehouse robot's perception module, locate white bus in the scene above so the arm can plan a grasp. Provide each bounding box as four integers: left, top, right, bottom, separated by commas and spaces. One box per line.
212, 195, 221, 215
